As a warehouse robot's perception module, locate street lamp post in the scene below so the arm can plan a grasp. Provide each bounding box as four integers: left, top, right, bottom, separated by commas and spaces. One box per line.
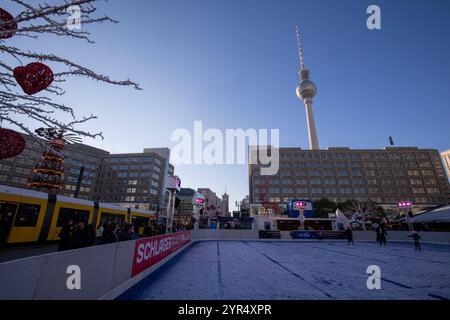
295, 201, 307, 230
397, 201, 414, 232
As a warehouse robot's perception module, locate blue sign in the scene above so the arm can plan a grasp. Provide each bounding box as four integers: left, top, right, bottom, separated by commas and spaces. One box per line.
291, 230, 346, 240
291, 231, 318, 239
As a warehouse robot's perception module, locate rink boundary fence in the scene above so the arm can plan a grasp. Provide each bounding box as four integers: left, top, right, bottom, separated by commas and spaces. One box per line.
0, 230, 449, 300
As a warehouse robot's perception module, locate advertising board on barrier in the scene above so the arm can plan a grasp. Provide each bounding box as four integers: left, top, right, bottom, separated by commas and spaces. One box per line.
259, 230, 281, 239
290, 230, 346, 240
131, 231, 191, 277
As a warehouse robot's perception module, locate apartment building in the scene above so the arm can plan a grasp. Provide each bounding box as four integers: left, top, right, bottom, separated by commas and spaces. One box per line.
249, 146, 449, 213
0, 133, 174, 211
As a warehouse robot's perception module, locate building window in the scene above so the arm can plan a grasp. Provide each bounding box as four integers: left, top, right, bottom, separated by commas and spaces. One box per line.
414, 197, 428, 204
323, 170, 335, 177
397, 187, 410, 194
338, 179, 350, 185
308, 170, 321, 177
368, 188, 379, 194
381, 187, 394, 194
351, 169, 363, 176
11, 177, 27, 185
419, 162, 432, 168
426, 188, 440, 194
423, 179, 437, 186
337, 170, 349, 177
324, 188, 338, 194
380, 180, 393, 186
0, 164, 12, 172
335, 161, 347, 168
363, 162, 376, 168
409, 179, 422, 185
420, 170, 434, 176
412, 188, 425, 194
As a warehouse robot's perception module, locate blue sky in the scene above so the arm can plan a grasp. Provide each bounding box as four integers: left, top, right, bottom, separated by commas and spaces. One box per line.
4, 0, 450, 210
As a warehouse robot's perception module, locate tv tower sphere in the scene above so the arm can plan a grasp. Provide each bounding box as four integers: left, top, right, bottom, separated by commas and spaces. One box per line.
296, 78, 317, 100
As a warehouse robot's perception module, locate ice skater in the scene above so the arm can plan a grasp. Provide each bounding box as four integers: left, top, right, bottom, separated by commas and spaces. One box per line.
375, 225, 388, 246
344, 227, 354, 245
408, 231, 422, 251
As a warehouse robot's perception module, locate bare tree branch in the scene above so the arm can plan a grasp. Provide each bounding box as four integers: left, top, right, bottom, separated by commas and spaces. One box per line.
0, 0, 140, 146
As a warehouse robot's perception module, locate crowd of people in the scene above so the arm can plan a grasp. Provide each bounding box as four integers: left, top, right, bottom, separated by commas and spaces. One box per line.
57, 219, 165, 252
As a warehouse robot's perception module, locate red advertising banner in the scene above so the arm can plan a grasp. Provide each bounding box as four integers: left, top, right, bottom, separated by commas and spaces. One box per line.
131, 231, 191, 277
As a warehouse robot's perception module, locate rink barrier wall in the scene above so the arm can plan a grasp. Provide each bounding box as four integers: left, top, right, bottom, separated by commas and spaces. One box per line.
191, 229, 450, 245
0, 231, 192, 300
1, 230, 450, 300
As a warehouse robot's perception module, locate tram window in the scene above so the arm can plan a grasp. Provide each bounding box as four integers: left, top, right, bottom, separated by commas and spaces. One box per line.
0, 202, 18, 224
100, 213, 110, 225
14, 204, 40, 227
132, 216, 149, 228
101, 213, 127, 227
57, 208, 90, 227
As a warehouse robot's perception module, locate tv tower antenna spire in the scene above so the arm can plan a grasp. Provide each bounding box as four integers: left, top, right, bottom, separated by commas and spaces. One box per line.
295, 25, 320, 150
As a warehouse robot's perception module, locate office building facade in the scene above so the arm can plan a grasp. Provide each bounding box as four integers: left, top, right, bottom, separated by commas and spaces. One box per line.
249, 146, 449, 214
0, 133, 173, 211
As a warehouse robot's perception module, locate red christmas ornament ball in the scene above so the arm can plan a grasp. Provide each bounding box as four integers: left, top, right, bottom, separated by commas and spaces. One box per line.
0, 128, 26, 160
14, 62, 54, 95
0, 8, 17, 39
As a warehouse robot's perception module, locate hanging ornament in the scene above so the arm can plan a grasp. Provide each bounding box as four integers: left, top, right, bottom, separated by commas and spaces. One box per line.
14, 62, 54, 95
0, 128, 26, 160
0, 8, 17, 39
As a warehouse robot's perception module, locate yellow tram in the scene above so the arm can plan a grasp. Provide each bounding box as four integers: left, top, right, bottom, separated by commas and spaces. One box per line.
0, 185, 156, 245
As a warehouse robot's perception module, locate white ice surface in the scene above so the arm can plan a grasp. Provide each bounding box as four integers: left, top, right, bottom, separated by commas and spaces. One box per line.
118, 241, 450, 300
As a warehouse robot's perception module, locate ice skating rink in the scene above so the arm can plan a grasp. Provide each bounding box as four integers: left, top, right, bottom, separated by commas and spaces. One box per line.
118, 241, 450, 300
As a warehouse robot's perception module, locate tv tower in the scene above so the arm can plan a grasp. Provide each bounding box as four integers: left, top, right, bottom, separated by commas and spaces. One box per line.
295, 26, 319, 150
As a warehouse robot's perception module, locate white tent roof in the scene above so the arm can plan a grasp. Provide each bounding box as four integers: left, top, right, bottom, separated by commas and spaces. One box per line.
410, 205, 450, 223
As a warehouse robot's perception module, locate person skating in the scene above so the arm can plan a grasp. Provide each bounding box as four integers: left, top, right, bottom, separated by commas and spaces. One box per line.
375, 225, 388, 246
408, 231, 422, 251
344, 227, 354, 245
